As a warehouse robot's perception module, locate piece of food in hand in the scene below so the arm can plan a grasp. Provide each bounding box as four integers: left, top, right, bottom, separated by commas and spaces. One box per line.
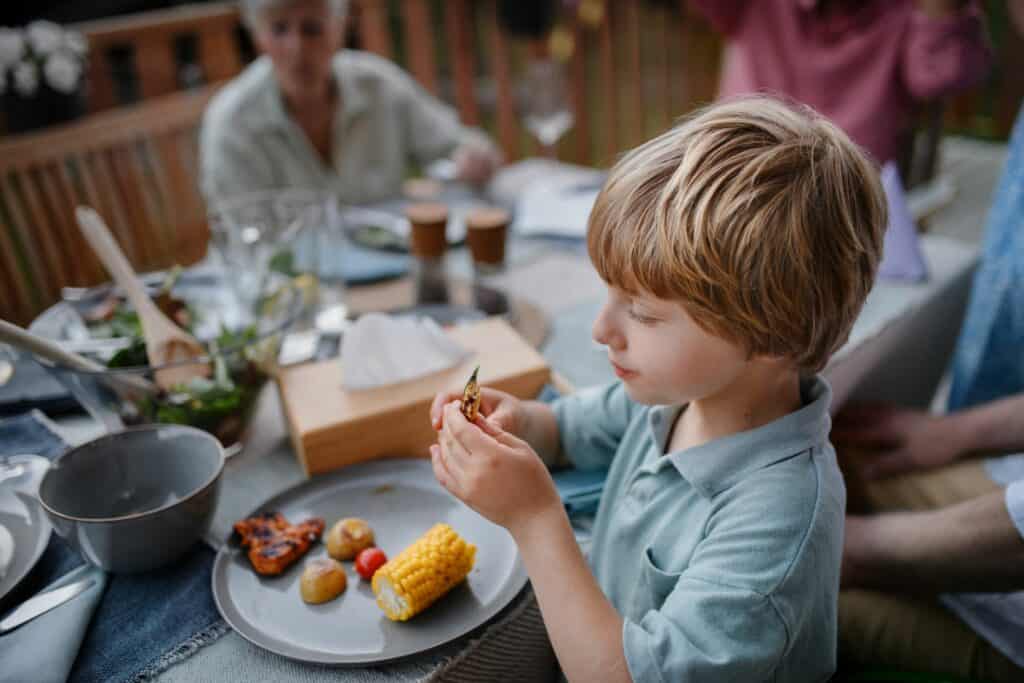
300, 558, 348, 603
233, 511, 326, 576
372, 523, 476, 621
355, 547, 388, 580
326, 518, 375, 561
460, 366, 481, 421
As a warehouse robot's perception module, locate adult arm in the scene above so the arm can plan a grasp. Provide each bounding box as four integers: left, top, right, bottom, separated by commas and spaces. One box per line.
832, 393, 1024, 479
384, 60, 500, 171
844, 482, 1024, 593
903, 0, 992, 100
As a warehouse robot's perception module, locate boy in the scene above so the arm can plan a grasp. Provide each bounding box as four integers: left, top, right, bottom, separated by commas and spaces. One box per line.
430, 96, 886, 681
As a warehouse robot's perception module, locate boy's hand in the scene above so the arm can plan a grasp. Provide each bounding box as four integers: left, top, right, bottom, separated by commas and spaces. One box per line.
431, 400, 561, 533
832, 402, 962, 479
430, 387, 528, 437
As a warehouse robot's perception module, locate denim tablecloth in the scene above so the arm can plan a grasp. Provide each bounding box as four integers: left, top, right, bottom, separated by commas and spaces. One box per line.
0, 411, 225, 683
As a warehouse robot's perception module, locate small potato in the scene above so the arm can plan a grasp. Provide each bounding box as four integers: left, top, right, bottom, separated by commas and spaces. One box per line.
326, 518, 375, 561
300, 558, 347, 604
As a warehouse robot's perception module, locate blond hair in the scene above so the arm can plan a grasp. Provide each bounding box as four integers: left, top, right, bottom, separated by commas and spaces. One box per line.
588, 96, 886, 372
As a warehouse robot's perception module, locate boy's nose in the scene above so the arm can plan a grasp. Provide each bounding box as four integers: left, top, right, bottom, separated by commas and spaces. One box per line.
592, 308, 624, 350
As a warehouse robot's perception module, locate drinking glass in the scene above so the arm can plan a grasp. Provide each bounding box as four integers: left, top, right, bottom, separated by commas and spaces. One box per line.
518, 58, 575, 157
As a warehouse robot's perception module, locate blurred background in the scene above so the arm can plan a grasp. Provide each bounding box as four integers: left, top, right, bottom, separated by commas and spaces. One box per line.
0, 0, 1021, 325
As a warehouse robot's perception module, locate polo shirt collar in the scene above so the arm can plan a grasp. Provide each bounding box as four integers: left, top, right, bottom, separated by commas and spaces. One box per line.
650, 375, 833, 497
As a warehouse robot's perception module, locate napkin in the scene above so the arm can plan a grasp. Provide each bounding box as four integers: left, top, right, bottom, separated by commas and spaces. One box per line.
878, 161, 929, 282
340, 313, 471, 390
552, 467, 609, 517
0, 411, 107, 683
511, 171, 605, 239
0, 564, 107, 683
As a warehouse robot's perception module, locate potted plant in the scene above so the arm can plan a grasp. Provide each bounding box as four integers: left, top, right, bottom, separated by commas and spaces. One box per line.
0, 21, 88, 134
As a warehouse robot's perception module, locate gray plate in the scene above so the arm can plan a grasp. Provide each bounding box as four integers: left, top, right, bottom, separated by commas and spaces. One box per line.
0, 459, 54, 604
212, 458, 528, 666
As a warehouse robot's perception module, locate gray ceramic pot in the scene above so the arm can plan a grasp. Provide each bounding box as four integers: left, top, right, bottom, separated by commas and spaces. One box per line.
37, 425, 224, 573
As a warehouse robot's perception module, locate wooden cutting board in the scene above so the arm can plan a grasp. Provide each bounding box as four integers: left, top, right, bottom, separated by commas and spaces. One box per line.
277, 317, 551, 476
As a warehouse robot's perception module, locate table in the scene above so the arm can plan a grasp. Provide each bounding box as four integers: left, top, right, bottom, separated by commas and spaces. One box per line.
50, 173, 979, 681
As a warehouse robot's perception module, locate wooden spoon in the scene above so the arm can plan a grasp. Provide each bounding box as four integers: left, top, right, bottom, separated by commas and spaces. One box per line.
75, 207, 210, 390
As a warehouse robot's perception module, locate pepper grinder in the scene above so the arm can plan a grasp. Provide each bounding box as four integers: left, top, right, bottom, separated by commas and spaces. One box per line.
405, 202, 450, 305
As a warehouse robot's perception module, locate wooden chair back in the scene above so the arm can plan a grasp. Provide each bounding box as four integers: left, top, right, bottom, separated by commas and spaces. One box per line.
70, 0, 723, 168
0, 86, 216, 325
354, 0, 722, 167
75, 2, 244, 113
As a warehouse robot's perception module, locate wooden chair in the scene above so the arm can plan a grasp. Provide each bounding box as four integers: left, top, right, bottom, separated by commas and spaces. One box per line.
74, 2, 244, 113
0, 86, 217, 325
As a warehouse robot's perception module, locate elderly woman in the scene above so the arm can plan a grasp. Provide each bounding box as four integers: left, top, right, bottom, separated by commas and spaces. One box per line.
200, 0, 501, 204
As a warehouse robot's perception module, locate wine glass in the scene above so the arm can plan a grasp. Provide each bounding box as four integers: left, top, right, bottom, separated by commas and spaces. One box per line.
518, 58, 575, 157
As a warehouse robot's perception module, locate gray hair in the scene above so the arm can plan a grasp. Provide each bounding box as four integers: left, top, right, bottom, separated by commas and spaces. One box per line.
240, 0, 349, 27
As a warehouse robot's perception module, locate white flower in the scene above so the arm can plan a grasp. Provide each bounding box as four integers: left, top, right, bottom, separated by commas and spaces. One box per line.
63, 30, 87, 58
26, 20, 63, 56
13, 60, 38, 97
0, 28, 25, 68
44, 52, 80, 93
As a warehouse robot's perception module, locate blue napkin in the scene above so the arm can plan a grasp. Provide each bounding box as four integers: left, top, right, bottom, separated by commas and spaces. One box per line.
552, 467, 609, 517
878, 162, 929, 283
0, 412, 223, 683
291, 233, 410, 285
0, 356, 78, 417
0, 564, 107, 683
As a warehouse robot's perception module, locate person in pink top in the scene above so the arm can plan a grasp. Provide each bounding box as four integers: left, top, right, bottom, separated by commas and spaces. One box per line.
690, 0, 992, 165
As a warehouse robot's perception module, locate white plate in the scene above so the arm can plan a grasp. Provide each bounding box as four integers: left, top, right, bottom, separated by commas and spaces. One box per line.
0, 456, 53, 605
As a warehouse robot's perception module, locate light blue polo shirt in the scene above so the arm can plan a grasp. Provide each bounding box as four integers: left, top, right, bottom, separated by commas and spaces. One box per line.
553, 376, 845, 682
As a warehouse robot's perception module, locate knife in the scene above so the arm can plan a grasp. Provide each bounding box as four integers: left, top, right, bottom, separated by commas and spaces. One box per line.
0, 576, 96, 634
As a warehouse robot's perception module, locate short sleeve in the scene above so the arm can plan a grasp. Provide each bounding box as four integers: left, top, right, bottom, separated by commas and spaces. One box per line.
1005, 479, 1024, 541
552, 382, 639, 471
623, 465, 833, 681
624, 579, 787, 682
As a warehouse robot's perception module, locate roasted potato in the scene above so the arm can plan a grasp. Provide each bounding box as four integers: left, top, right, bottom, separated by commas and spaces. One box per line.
326, 518, 375, 561
300, 558, 347, 604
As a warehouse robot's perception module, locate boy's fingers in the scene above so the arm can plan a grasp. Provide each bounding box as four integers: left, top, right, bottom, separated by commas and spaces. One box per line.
443, 401, 500, 454
430, 392, 462, 430
478, 415, 527, 449
431, 444, 463, 498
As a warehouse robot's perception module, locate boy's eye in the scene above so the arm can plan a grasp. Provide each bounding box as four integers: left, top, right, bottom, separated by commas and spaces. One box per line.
271, 20, 290, 36
628, 308, 658, 325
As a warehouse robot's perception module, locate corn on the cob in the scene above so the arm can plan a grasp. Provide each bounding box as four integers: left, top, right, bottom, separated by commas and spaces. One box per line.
372, 523, 476, 621
460, 366, 481, 421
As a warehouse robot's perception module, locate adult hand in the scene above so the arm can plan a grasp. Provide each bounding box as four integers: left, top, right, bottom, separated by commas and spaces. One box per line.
430, 386, 529, 437
840, 514, 877, 589
453, 139, 502, 185
431, 400, 561, 533
832, 402, 962, 479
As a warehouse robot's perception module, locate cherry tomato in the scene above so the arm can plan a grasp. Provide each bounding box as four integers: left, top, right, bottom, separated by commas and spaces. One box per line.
355, 547, 387, 580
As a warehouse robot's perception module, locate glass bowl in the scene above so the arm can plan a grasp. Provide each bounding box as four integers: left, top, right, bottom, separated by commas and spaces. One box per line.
27, 272, 306, 454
